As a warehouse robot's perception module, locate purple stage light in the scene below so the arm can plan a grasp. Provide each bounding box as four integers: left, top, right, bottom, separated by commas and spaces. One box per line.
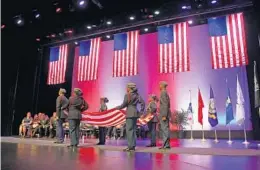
182, 6, 187, 9
211, 0, 217, 4
79, 0, 85, 6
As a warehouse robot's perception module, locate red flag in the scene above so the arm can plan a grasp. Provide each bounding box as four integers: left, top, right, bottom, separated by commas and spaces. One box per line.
198, 89, 204, 125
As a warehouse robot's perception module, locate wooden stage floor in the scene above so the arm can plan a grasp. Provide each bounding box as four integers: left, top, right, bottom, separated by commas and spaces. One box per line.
1, 137, 260, 170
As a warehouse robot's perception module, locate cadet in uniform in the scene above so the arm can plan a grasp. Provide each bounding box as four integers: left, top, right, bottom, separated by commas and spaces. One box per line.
97, 97, 109, 145
116, 83, 145, 151
49, 112, 58, 138
55, 88, 69, 144
146, 94, 159, 147
68, 88, 88, 148
159, 81, 171, 149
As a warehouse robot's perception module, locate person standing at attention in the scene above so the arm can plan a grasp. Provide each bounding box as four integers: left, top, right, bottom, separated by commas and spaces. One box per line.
55, 88, 69, 144
97, 97, 109, 145
68, 88, 88, 148
115, 83, 145, 152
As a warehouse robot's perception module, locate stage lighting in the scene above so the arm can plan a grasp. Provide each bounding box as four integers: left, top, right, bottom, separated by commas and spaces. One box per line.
144, 28, 148, 32
211, 0, 217, 4
106, 35, 111, 38
86, 25, 92, 29
76, 0, 88, 8
188, 20, 193, 24
14, 16, 24, 26
56, 7, 62, 13
1, 24, 6, 29
181, 5, 191, 9
106, 21, 112, 25
154, 10, 160, 15
36, 38, 41, 42
129, 16, 135, 20
74, 41, 78, 45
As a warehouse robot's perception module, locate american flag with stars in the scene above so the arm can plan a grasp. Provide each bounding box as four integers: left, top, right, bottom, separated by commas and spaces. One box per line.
157, 22, 190, 73
113, 31, 139, 77
47, 44, 68, 85
78, 38, 101, 81
208, 13, 248, 69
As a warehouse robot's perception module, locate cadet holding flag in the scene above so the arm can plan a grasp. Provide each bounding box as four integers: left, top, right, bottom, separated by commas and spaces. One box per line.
208, 86, 219, 143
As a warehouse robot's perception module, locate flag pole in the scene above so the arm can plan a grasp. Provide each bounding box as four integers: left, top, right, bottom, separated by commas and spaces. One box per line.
214, 128, 219, 143
242, 119, 249, 145
201, 125, 206, 142
227, 123, 233, 144
189, 90, 194, 141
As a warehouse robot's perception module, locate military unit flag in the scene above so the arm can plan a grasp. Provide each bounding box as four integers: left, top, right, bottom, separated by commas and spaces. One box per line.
226, 85, 234, 125
254, 61, 260, 109
198, 89, 204, 125
208, 86, 218, 127
235, 75, 245, 125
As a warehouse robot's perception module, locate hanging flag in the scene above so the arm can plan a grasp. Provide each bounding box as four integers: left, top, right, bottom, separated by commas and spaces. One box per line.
226, 85, 234, 125
157, 22, 190, 73
113, 31, 139, 77
187, 92, 193, 125
198, 89, 204, 125
254, 61, 260, 108
208, 86, 218, 127
47, 44, 68, 85
208, 13, 248, 69
236, 75, 245, 125
77, 38, 101, 81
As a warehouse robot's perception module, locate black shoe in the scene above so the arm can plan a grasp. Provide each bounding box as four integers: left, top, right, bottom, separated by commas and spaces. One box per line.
96, 143, 105, 145
146, 144, 156, 147
159, 146, 171, 150
67, 145, 73, 148
54, 141, 63, 144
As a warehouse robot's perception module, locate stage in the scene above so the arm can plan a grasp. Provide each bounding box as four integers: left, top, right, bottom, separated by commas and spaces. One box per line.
1, 137, 260, 170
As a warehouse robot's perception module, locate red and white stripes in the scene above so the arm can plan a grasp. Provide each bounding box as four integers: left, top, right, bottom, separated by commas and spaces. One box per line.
113, 31, 139, 77
210, 13, 248, 69
78, 38, 101, 81
159, 22, 189, 73
47, 44, 68, 85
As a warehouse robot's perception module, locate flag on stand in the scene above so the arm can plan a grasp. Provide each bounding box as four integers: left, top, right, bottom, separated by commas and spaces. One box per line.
187, 98, 193, 126
77, 38, 101, 81
208, 86, 218, 127
198, 89, 204, 125
226, 85, 234, 125
47, 44, 68, 85
236, 75, 245, 125
113, 31, 139, 77
157, 22, 190, 73
208, 13, 248, 69
254, 61, 260, 108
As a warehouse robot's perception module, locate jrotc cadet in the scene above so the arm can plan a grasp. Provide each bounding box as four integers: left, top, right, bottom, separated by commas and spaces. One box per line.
39, 113, 49, 137
116, 83, 145, 152
68, 88, 88, 148
55, 88, 69, 144
146, 94, 159, 147
159, 81, 171, 149
97, 97, 109, 145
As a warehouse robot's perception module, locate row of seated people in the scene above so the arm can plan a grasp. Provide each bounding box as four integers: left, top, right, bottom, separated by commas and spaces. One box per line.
19, 112, 150, 139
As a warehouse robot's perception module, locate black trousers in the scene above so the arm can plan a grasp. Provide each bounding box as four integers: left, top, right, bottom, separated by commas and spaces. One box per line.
98, 127, 106, 144
69, 119, 80, 146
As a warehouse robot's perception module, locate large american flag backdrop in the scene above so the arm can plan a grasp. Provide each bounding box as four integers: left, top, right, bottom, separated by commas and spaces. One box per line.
47, 44, 68, 85
157, 22, 190, 73
78, 38, 101, 81
208, 13, 248, 69
113, 31, 139, 77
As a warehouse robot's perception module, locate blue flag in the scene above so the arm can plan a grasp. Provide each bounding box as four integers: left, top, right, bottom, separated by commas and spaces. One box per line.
208, 86, 218, 127
226, 87, 234, 125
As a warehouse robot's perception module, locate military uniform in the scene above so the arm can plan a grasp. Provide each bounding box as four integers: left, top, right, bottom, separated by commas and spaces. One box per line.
159, 82, 171, 149
49, 116, 58, 138
146, 97, 158, 146
68, 89, 88, 147
39, 116, 49, 137
56, 92, 69, 143
98, 102, 108, 145
116, 83, 145, 151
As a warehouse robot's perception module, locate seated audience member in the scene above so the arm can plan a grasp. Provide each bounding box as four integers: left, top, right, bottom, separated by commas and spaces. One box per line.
39, 113, 50, 137
49, 112, 58, 138
106, 127, 114, 139
21, 112, 33, 137
32, 114, 41, 137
